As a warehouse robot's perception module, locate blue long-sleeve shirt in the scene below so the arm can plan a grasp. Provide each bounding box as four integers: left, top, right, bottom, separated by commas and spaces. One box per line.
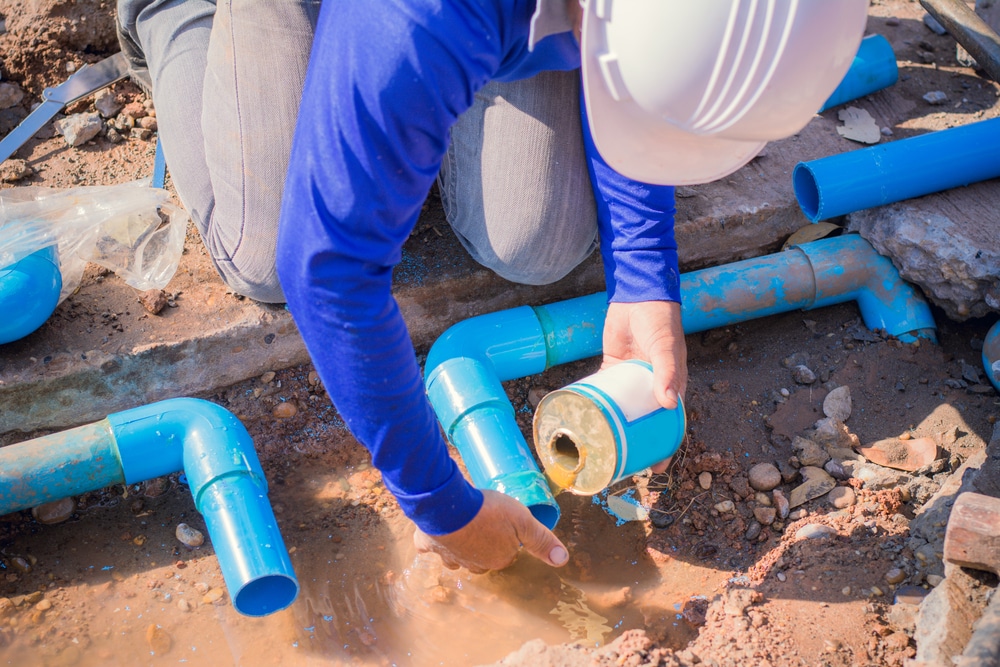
277, 0, 679, 536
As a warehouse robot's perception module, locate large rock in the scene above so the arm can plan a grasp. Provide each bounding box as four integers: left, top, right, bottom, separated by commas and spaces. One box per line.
848, 199, 1000, 321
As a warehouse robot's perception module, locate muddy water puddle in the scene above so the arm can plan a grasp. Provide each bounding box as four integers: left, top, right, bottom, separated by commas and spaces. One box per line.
0, 458, 716, 666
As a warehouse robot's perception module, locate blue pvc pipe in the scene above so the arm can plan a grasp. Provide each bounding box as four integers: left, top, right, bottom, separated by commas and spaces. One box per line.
0, 245, 61, 345
0, 398, 298, 617
425, 235, 936, 527
794, 117, 1000, 221
985, 320, 1000, 393
819, 34, 898, 112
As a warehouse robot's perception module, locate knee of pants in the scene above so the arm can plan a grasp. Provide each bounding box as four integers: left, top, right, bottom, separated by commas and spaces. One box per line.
212, 258, 286, 304
475, 235, 598, 287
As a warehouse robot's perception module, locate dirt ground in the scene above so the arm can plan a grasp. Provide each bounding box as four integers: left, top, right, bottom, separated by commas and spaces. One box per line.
1, 1, 999, 666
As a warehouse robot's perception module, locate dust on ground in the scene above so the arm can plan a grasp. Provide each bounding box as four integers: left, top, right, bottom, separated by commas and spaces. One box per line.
1, 1, 999, 666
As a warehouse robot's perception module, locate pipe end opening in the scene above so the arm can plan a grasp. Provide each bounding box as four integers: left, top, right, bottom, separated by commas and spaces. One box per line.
550, 432, 584, 475
233, 574, 299, 617
792, 163, 822, 222
528, 503, 560, 531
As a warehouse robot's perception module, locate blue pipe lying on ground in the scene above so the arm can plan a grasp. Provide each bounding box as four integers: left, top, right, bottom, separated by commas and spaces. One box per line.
425, 234, 937, 528
0, 245, 61, 345
819, 34, 898, 112
793, 117, 1000, 221
985, 320, 1000, 392
0, 398, 298, 617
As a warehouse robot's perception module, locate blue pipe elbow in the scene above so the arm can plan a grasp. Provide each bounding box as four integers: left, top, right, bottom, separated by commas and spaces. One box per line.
108, 398, 298, 617
794, 117, 1000, 221
424, 293, 610, 529
985, 320, 1000, 392
0, 398, 297, 617
820, 34, 898, 112
0, 245, 62, 345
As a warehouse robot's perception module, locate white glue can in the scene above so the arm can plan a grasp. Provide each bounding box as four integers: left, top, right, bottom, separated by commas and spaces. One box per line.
532, 360, 686, 495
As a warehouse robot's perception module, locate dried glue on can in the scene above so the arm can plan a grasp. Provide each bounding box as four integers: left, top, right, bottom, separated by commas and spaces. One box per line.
532, 360, 685, 495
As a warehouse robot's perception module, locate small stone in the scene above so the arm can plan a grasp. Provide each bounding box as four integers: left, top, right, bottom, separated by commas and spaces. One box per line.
776, 571, 786, 582
175, 523, 204, 548
827, 486, 856, 509
792, 436, 830, 468
772, 489, 790, 519
871, 586, 885, 597
273, 402, 298, 419
260, 371, 276, 384
94, 89, 123, 118
698, 472, 713, 490
138, 289, 169, 315
885, 567, 906, 585
823, 386, 852, 422
122, 101, 147, 119
308, 371, 320, 387
753, 507, 777, 525
54, 112, 104, 147
824, 459, 849, 481
0, 82, 24, 109
754, 492, 771, 506
202, 588, 226, 605
922, 91, 948, 105
926, 574, 944, 587
885, 17, 900, 26
0, 158, 32, 182
193, 582, 210, 594
31, 497, 75, 525
35, 599, 52, 611
146, 624, 172, 654
177, 598, 191, 612
748, 463, 782, 491
795, 523, 837, 540
779, 388, 790, 398
714, 500, 735, 513
791, 365, 817, 385
138, 116, 158, 131
745, 521, 762, 541
789, 467, 836, 508
880, 126, 894, 137
842, 586, 852, 596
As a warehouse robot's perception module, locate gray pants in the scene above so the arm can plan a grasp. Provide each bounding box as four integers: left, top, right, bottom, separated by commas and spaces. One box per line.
118, 0, 598, 302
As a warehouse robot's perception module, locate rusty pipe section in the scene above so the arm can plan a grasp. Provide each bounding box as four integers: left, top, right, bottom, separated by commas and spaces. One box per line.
681, 234, 937, 343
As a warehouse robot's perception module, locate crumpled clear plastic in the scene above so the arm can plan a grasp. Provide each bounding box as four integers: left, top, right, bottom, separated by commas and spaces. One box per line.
0, 180, 189, 302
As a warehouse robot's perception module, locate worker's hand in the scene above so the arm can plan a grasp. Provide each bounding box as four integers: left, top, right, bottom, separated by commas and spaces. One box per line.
602, 300, 687, 472
412, 490, 569, 574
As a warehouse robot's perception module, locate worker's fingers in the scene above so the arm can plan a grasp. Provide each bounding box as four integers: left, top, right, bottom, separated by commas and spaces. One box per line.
514, 512, 569, 568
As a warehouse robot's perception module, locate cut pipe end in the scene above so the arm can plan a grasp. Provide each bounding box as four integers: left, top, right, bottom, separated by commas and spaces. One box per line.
792, 163, 822, 222
234, 574, 300, 617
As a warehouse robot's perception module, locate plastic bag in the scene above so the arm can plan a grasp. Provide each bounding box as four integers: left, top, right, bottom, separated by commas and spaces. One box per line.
0, 180, 189, 302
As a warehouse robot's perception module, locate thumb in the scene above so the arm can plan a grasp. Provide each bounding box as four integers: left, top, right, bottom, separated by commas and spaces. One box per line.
516, 517, 569, 567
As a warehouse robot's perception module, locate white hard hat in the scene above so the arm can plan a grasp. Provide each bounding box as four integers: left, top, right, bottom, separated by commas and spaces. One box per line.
581, 0, 869, 185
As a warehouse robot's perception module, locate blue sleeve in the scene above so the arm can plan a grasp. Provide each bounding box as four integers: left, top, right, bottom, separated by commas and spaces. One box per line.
580, 88, 681, 305
277, 0, 536, 535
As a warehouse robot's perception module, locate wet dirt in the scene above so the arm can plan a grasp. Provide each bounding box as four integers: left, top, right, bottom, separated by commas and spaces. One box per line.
2, 1, 1000, 666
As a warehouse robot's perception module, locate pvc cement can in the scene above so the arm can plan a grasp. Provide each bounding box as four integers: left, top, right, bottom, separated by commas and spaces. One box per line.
532, 360, 686, 495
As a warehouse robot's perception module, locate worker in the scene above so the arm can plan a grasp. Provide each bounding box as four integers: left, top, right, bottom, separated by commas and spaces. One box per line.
276, 0, 868, 573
